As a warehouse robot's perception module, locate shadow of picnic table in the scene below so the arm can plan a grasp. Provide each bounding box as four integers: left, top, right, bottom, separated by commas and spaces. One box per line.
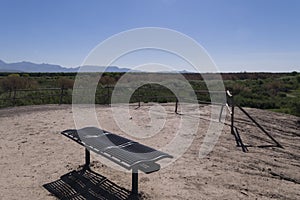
43, 168, 145, 200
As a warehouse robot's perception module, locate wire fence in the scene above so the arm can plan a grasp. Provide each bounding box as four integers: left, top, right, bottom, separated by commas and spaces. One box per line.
0, 86, 283, 153
0, 85, 229, 107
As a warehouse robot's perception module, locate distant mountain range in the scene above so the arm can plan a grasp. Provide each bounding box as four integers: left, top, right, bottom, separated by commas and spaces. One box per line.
0, 60, 134, 73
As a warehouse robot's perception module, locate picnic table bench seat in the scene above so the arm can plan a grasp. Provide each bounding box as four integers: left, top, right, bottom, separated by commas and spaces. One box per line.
61, 127, 173, 196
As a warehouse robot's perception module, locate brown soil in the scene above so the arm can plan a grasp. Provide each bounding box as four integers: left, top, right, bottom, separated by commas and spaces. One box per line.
0, 104, 299, 199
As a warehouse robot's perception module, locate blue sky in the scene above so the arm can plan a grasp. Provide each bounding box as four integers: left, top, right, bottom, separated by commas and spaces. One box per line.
0, 0, 299, 72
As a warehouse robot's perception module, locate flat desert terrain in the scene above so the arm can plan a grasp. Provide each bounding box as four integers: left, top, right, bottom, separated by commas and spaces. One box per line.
0, 104, 299, 199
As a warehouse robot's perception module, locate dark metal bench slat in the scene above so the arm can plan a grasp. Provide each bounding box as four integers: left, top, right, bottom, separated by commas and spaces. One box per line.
61, 127, 173, 173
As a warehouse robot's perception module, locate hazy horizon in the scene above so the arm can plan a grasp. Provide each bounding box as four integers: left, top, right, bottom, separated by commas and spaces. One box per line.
0, 58, 299, 73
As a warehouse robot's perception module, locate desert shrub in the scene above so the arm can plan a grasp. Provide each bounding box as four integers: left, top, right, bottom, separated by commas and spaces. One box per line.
99, 75, 117, 86
290, 99, 300, 117
291, 71, 298, 76
0, 74, 38, 92
278, 92, 287, 97
57, 77, 74, 89
158, 98, 168, 103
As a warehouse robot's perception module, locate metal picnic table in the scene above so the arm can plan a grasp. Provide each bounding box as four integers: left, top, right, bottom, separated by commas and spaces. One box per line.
61, 127, 173, 197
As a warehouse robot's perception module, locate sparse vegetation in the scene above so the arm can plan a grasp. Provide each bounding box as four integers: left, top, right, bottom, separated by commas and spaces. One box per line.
0, 72, 299, 116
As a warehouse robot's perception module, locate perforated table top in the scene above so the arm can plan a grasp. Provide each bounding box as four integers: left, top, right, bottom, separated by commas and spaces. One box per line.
61, 127, 173, 173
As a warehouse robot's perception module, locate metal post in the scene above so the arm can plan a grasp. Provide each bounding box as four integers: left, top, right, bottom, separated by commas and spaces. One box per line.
231, 104, 234, 133
138, 88, 141, 107
231, 97, 241, 147
237, 105, 283, 148
106, 86, 110, 105
12, 88, 17, 106
227, 90, 240, 147
85, 148, 90, 169
234, 127, 248, 152
229, 92, 234, 135
132, 169, 138, 196
218, 105, 224, 122
175, 98, 178, 114
59, 87, 64, 105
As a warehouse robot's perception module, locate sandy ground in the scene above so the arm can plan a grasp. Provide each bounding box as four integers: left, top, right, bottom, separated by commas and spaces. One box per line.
0, 103, 299, 200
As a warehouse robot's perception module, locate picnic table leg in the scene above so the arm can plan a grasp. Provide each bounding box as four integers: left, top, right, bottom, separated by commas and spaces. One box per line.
132, 169, 138, 196
85, 148, 90, 169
